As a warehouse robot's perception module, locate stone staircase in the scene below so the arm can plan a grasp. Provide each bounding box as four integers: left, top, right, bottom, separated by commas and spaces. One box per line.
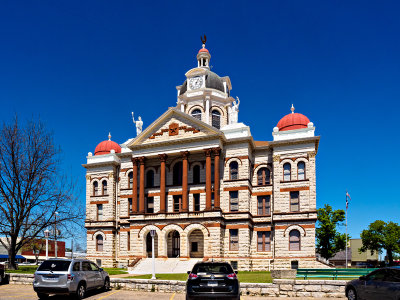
128, 258, 201, 275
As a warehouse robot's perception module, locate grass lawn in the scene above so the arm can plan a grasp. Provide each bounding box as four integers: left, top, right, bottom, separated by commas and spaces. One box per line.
5, 265, 127, 275
129, 271, 272, 283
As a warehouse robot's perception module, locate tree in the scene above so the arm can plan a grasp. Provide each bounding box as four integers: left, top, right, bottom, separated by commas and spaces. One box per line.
316, 204, 348, 260
22, 239, 45, 265
0, 117, 83, 269
360, 220, 400, 266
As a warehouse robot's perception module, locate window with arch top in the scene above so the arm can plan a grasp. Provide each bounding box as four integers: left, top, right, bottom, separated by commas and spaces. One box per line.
173, 162, 183, 186
211, 110, 221, 129
283, 163, 291, 181
102, 180, 107, 195
257, 168, 271, 185
146, 170, 154, 188
128, 172, 133, 188
191, 109, 202, 120
229, 161, 238, 180
289, 230, 300, 251
297, 162, 305, 180
96, 235, 103, 252
93, 181, 99, 196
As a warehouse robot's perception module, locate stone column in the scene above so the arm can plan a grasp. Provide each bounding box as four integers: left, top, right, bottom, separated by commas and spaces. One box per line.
204, 148, 212, 211
131, 157, 138, 213
138, 156, 146, 214
213, 148, 221, 210
158, 154, 168, 213
205, 97, 210, 124
181, 151, 190, 212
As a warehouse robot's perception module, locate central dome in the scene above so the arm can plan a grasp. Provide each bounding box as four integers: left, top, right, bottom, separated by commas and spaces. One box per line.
179, 70, 225, 95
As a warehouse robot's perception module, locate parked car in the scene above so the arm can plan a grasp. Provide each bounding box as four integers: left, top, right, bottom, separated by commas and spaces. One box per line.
345, 266, 400, 300
33, 258, 110, 299
186, 261, 240, 300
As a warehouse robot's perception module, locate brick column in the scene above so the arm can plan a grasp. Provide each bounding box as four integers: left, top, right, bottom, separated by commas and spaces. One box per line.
158, 154, 168, 213
213, 147, 221, 210
204, 148, 212, 211
181, 151, 190, 212
138, 156, 146, 213
131, 157, 138, 213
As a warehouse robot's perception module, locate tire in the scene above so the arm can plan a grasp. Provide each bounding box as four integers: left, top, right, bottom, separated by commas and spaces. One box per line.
103, 277, 110, 291
347, 287, 357, 300
75, 282, 86, 300
36, 293, 49, 299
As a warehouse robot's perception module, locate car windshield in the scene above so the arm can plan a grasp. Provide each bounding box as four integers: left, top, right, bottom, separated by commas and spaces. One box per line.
37, 260, 71, 272
192, 263, 233, 274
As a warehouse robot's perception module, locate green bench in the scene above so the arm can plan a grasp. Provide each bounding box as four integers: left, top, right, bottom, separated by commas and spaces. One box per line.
296, 268, 377, 280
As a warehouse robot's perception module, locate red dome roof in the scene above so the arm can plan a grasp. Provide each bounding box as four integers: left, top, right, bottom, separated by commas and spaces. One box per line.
198, 47, 209, 53
94, 140, 121, 156
277, 113, 310, 131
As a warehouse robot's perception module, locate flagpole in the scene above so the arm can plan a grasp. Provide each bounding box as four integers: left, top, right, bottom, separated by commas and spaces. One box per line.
345, 191, 348, 269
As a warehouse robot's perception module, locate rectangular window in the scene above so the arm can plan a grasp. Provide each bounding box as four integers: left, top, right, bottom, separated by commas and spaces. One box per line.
127, 231, 130, 251
193, 194, 200, 212
192, 242, 198, 252
290, 191, 300, 212
128, 198, 133, 214
230, 191, 239, 212
146, 197, 154, 213
257, 231, 271, 252
257, 196, 271, 215
229, 229, 239, 251
173, 195, 181, 212
97, 204, 103, 221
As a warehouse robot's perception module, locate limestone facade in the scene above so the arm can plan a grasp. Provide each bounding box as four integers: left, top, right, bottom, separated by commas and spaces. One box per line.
84, 43, 322, 270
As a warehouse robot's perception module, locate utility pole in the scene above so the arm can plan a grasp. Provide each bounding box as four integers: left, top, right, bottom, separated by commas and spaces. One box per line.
44, 229, 49, 260
54, 212, 59, 258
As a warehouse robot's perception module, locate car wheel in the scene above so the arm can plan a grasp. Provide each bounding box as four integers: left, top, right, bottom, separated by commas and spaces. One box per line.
75, 283, 86, 300
103, 277, 110, 291
36, 293, 49, 299
347, 287, 357, 300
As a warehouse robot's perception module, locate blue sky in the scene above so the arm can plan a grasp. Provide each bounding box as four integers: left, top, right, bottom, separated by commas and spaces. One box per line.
1, 1, 399, 247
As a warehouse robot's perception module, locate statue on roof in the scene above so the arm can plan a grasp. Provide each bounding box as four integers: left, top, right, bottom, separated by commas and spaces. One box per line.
132, 112, 143, 136
229, 97, 240, 124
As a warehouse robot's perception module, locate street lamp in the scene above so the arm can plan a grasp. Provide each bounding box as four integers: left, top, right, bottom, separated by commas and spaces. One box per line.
44, 229, 49, 260
150, 229, 156, 280
54, 212, 59, 258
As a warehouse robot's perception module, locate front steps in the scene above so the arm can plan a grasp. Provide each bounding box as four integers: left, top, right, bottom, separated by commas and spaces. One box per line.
128, 257, 201, 275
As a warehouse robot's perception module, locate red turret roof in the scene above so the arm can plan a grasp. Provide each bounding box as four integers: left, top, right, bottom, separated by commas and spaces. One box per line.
277, 113, 310, 131
198, 48, 209, 53
94, 140, 121, 156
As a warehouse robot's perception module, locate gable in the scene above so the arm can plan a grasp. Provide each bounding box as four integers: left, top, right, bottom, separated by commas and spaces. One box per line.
128, 108, 223, 148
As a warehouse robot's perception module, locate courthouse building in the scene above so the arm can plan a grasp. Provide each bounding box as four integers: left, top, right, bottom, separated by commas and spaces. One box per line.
83, 42, 324, 270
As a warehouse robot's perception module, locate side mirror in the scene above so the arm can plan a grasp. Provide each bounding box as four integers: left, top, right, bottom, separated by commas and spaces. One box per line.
359, 275, 366, 280
235, 271, 238, 274
99, 268, 103, 272
187, 271, 191, 274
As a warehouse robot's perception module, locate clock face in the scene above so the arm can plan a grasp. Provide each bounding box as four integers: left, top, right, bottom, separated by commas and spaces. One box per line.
189, 76, 203, 90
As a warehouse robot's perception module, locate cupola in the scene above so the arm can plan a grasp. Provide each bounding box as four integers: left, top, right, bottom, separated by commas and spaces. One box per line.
94, 133, 121, 156
197, 35, 211, 68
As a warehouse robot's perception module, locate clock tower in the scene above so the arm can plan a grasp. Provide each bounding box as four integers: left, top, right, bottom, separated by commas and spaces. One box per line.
177, 40, 235, 129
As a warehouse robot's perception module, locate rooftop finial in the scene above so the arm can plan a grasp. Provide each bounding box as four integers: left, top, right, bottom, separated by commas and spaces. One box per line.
108, 132, 111, 140
200, 34, 207, 48
291, 104, 295, 114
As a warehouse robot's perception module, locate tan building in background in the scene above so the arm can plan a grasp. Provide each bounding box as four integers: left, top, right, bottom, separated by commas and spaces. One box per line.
83, 42, 326, 271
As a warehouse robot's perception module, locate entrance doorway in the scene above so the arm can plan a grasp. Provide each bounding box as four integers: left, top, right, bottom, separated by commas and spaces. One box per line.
145, 232, 158, 257
167, 230, 180, 257
188, 229, 204, 258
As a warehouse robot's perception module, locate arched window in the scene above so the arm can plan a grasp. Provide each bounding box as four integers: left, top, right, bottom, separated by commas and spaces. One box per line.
102, 180, 107, 195
128, 172, 133, 188
96, 235, 103, 252
211, 110, 221, 129
283, 163, 291, 181
229, 161, 238, 180
191, 109, 202, 120
297, 162, 305, 180
257, 168, 271, 185
146, 170, 154, 188
93, 181, 99, 196
173, 162, 183, 186
289, 230, 300, 251
193, 165, 201, 184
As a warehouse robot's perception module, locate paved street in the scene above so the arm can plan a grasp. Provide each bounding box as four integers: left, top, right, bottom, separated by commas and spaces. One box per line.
0, 284, 344, 300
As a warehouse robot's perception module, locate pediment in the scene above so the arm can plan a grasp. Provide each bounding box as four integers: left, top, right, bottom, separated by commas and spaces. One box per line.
127, 108, 223, 148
